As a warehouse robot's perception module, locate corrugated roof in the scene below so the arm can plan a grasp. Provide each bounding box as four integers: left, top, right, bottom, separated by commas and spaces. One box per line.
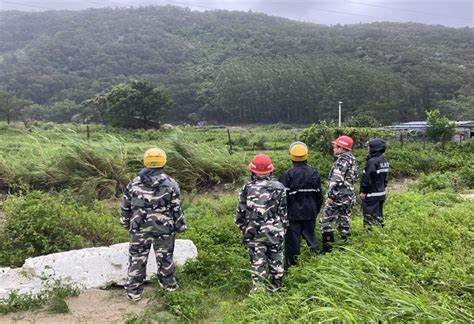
385, 121, 474, 128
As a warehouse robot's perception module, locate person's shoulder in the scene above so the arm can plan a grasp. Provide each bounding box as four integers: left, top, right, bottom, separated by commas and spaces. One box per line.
161, 174, 180, 192
240, 181, 251, 192
339, 152, 355, 163
305, 163, 319, 172
270, 180, 285, 191
129, 176, 142, 187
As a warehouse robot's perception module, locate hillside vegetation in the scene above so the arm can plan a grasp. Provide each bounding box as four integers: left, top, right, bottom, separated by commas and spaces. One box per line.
1, 6, 473, 124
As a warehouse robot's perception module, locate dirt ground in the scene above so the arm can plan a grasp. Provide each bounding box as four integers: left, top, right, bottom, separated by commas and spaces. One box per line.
387, 178, 414, 193
461, 193, 474, 200
0, 288, 151, 324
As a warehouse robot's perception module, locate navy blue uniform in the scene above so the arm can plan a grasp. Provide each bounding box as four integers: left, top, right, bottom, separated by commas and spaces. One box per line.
360, 138, 389, 226
279, 161, 323, 266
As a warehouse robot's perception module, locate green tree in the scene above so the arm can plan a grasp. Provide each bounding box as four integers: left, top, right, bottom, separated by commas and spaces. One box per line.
426, 109, 455, 143
345, 113, 382, 128
105, 80, 173, 129
0, 90, 32, 124
78, 92, 108, 124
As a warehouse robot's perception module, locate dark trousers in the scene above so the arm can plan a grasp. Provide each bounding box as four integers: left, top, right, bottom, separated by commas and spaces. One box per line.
285, 219, 318, 266
362, 197, 385, 226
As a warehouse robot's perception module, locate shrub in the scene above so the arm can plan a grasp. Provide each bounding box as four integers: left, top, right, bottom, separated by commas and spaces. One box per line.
345, 113, 382, 128
253, 136, 267, 150
0, 160, 11, 190
300, 122, 393, 153
0, 191, 127, 267
409, 172, 460, 193
457, 166, 474, 189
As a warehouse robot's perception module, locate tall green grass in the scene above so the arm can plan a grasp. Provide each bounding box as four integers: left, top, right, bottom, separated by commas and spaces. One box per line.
165, 138, 247, 191
1, 190, 471, 321
222, 191, 473, 322
126, 190, 473, 322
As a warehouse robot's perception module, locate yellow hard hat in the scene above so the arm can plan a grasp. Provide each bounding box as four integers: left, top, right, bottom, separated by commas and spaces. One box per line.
144, 148, 167, 168
289, 141, 308, 161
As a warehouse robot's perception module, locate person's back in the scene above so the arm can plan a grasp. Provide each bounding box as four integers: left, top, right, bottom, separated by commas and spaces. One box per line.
279, 142, 323, 266
121, 148, 186, 302
235, 154, 287, 293
281, 162, 323, 221
123, 168, 185, 234
236, 174, 287, 247
360, 138, 389, 226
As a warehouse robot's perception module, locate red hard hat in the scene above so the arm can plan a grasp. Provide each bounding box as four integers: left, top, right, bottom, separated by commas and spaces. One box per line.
248, 154, 274, 174
332, 135, 354, 151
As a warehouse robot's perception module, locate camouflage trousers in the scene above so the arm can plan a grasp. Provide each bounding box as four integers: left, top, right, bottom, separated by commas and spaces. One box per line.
320, 203, 354, 236
125, 231, 177, 297
247, 242, 284, 290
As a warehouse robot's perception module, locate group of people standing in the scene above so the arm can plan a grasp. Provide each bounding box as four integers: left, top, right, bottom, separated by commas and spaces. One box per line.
119, 135, 389, 301
235, 135, 389, 293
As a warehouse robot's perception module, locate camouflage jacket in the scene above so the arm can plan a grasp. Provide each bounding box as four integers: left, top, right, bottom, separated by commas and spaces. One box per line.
326, 151, 358, 204
120, 168, 186, 234
235, 174, 288, 246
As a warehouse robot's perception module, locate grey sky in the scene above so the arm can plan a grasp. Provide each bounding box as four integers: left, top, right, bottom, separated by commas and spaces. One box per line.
1, 0, 472, 27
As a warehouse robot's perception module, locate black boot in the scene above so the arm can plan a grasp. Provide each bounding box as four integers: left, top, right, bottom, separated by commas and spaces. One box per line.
319, 232, 334, 255
341, 233, 351, 244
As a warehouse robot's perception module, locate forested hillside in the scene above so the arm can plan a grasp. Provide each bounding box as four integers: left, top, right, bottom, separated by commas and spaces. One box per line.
1, 6, 473, 124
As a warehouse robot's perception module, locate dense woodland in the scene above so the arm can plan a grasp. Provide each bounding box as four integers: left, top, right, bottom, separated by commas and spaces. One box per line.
1, 6, 473, 124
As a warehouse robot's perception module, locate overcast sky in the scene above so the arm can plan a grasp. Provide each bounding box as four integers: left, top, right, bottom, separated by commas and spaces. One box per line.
1, 0, 472, 28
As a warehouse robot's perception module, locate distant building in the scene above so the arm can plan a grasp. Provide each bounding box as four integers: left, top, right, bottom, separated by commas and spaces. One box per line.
455, 121, 474, 141
385, 121, 474, 142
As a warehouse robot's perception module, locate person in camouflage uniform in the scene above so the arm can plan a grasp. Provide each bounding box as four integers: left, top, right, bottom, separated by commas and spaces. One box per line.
235, 154, 288, 293
120, 148, 186, 301
320, 136, 358, 254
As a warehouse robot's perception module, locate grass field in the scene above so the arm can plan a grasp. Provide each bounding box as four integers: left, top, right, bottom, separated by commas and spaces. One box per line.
0, 122, 473, 321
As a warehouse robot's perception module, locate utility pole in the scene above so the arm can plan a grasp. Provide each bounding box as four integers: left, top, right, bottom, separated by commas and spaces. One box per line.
338, 101, 343, 127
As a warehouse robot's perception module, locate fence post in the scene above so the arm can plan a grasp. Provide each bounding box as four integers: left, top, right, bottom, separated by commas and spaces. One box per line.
227, 128, 233, 154
86, 125, 90, 140
400, 133, 403, 147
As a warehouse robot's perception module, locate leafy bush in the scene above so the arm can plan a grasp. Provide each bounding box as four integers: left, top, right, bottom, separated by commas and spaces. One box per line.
0, 159, 11, 190
0, 191, 127, 267
457, 167, 474, 189
253, 136, 267, 150
379, 143, 473, 178
408, 168, 474, 193
300, 122, 393, 153
409, 172, 460, 193
345, 113, 382, 128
